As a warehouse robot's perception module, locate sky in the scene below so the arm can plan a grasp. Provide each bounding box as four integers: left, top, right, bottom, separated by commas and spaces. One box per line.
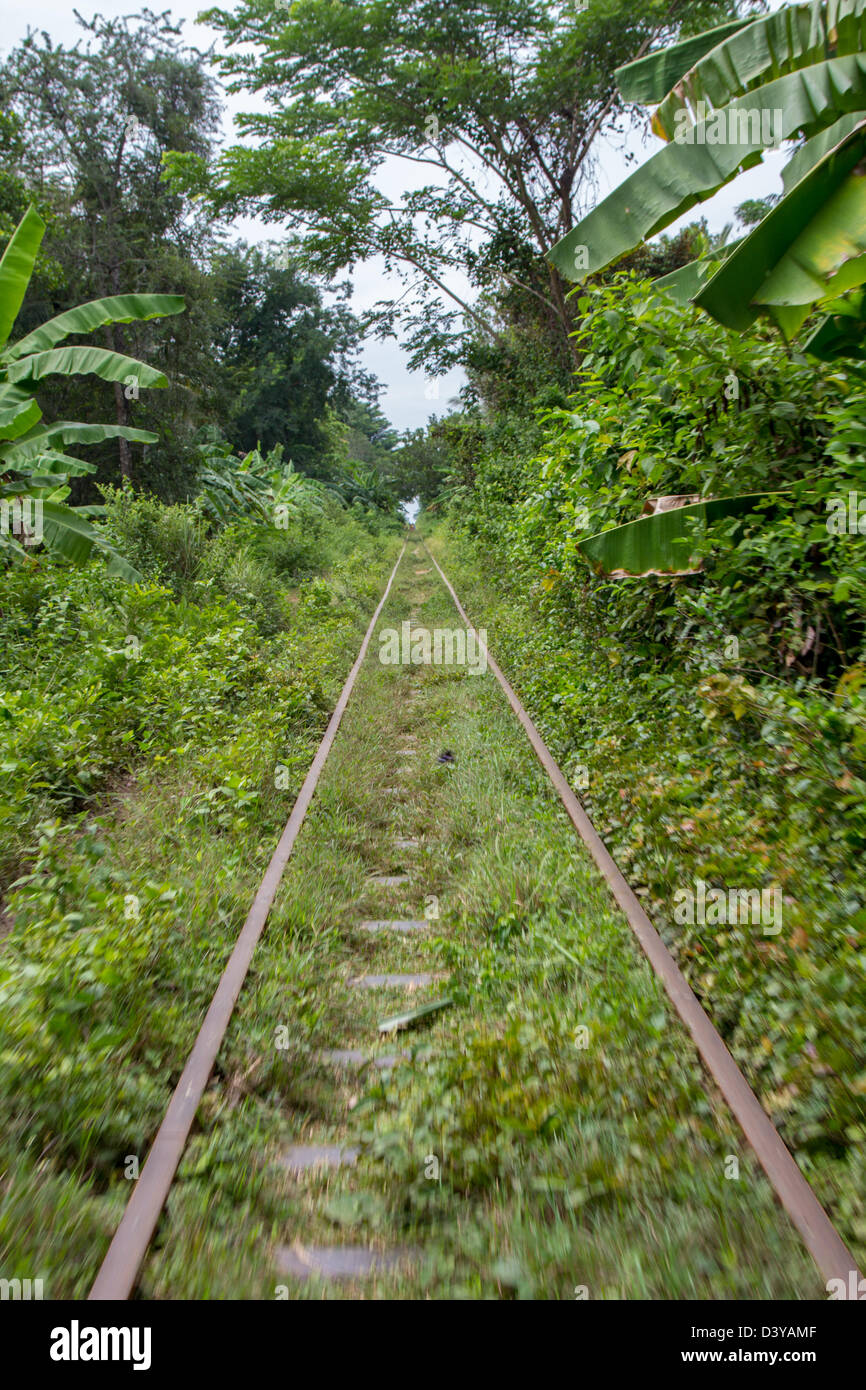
1, 0, 790, 432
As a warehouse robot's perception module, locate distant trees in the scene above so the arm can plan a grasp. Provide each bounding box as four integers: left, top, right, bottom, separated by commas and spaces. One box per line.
0, 10, 392, 499
170, 0, 747, 369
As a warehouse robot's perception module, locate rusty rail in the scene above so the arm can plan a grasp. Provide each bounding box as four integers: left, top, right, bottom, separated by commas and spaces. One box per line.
89, 544, 406, 1300
423, 537, 861, 1293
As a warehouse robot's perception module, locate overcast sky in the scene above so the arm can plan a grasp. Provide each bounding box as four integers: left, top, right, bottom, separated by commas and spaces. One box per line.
1, 0, 789, 431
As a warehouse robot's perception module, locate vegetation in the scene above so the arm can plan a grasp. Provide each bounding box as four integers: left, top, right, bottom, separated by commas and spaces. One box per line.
0, 204, 183, 576
1, 0, 864, 1302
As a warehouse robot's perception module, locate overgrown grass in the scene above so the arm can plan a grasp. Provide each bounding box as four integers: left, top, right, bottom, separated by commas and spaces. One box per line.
0, 504, 399, 1296
426, 522, 866, 1276
0, 531, 836, 1298
133, 540, 818, 1299
0, 491, 394, 884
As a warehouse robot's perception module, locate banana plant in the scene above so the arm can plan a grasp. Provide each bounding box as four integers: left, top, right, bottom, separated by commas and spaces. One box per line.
551, 1, 866, 577
194, 428, 275, 524
0, 204, 185, 579
551, 0, 866, 350
326, 458, 396, 511
194, 428, 326, 527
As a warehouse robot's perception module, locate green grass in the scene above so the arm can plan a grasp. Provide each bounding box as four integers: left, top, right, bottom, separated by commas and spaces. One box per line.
0, 526, 400, 1297
132, 538, 820, 1299
426, 521, 866, 1278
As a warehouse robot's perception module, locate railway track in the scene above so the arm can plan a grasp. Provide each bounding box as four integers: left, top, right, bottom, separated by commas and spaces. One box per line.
88, 534, 862, 1301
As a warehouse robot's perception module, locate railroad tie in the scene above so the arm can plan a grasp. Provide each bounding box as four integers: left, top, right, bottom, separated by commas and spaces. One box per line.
275, 1245, 414, 1282
279, 1144, 359, 1173
359, 918, 427, 933
316, 1048, 410, 1070
348, 972, 440, 989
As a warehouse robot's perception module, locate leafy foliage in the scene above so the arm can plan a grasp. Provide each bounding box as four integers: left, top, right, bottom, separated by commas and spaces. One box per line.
552, 0, 866, 355
169, 0, 745, 368
0, 204, 184, 578
437, 272, 866, 1257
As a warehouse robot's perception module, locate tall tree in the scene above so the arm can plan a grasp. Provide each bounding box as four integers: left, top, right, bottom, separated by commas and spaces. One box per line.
0, 10, 222, 484
209, 244, 374, 471
169, 0, 750, 369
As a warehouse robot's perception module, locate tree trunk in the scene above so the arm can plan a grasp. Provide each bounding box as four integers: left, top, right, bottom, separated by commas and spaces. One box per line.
108, 316, 133, 485
112, 377, 133, 484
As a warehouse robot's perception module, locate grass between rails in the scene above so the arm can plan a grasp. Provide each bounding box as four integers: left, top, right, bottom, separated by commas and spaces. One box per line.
0, 525, 400, 1297
136, 538, 819, 1299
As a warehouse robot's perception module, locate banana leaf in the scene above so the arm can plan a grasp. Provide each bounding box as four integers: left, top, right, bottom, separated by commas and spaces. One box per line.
6, 346, 169, 389
696, 119, 866, 331
1, 450, 99, 477
653, 0, 866, 141
577, 494, 781, 578
615, 19, 756, 105
649, 234, 743, 306
0, 385, 41, 440
781, 110, 866, 190
39, 499, 142, 582
4, 294, 186, 361
1, 421, 158, 462
550, 55, 866, 284
0, 475, 71, 495
0, 205, 45, 349
0, 455, 97, 483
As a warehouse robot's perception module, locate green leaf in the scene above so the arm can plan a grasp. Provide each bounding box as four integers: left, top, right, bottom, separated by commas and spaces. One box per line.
0, 205, 45, 349
550, 56, 866, 285
650, 237, 743, 306
6, 346, 169, 389
577, 495, 782, 578
653, 0, 866, 141
0, 385, 42, 440
0, 450, 98, 478
802, 287, 866, 357
39, 499, 142, 582
615, 19, 757, 105
0, 422, 158, 464
781, 110, 866, 191
696, 120, 866, 332
5, 294, 185, 361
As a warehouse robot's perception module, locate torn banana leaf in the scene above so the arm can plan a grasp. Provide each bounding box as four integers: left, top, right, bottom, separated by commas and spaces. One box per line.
696, 119, 866, 333
550, 56, 866, 286
653, 0, 866, 141
577, 494, 782, 579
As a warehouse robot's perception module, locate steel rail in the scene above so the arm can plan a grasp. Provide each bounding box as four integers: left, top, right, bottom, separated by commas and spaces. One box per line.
423, 538, 862, 1293
88, 543, 407, 1300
